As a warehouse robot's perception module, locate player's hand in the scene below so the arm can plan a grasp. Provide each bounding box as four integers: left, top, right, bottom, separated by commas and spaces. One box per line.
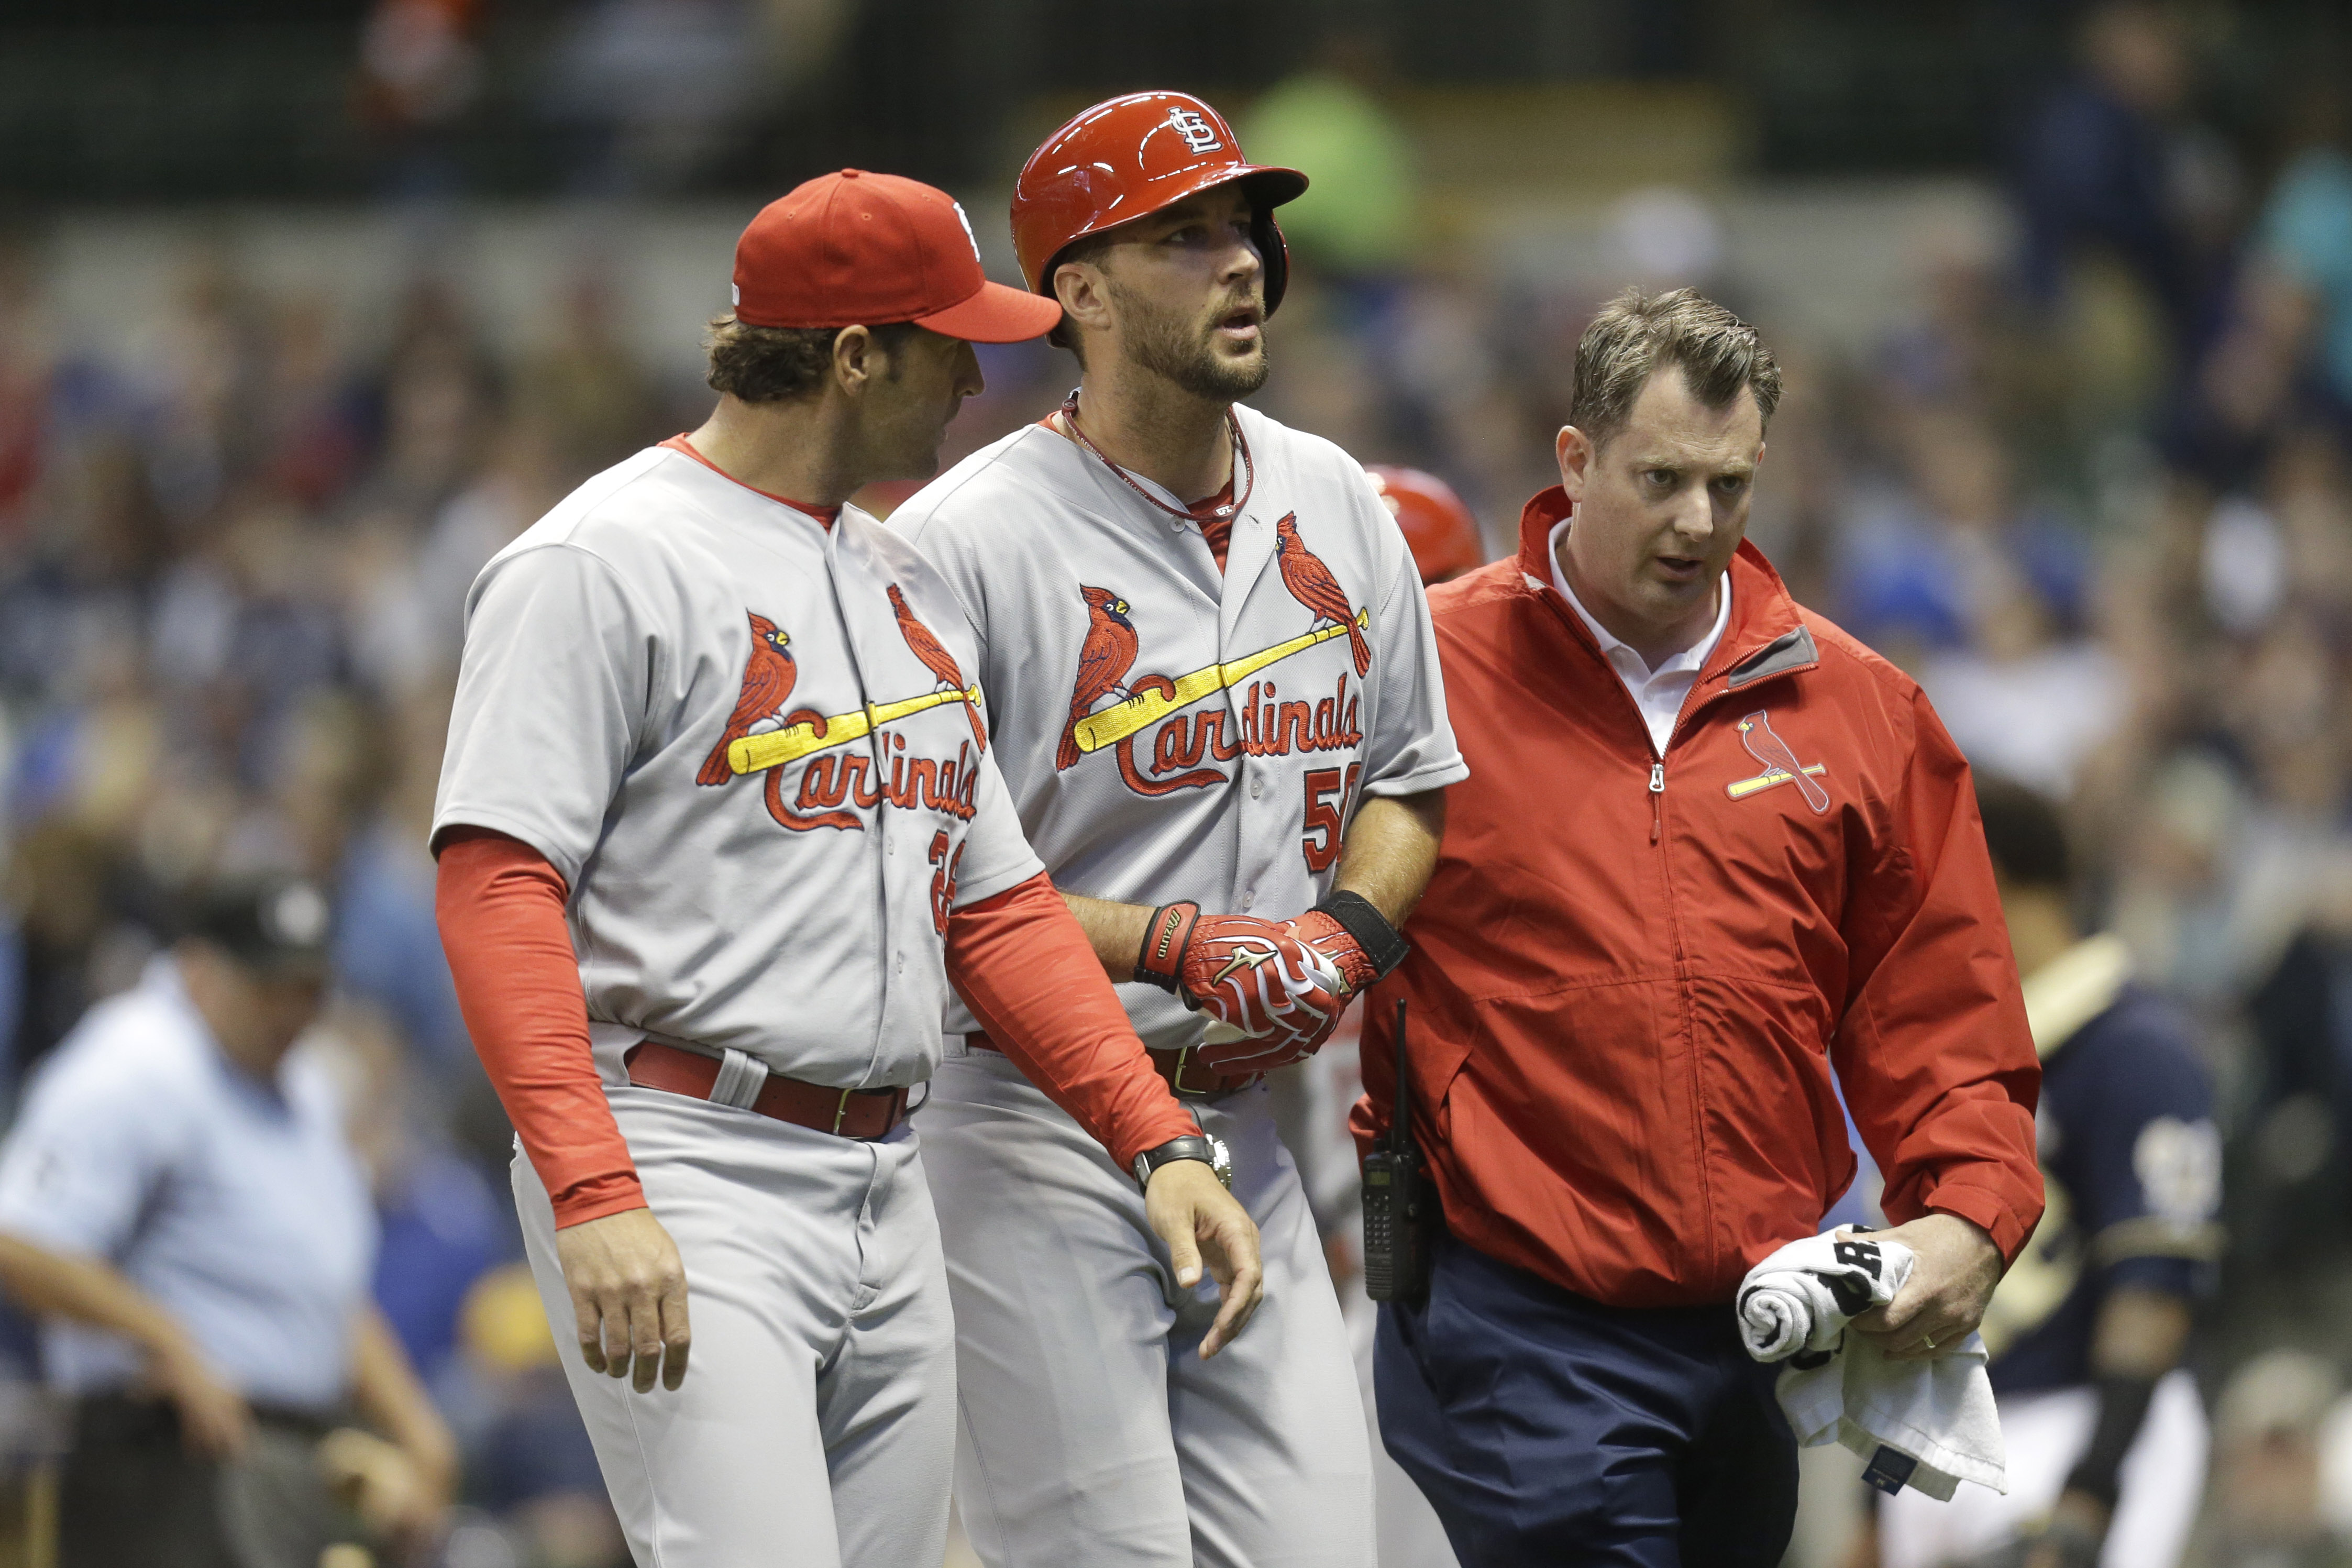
147, 1336, 254, 1460
1181, 914, 1349, 1070
1144, 1159, 1263, 1359
555, 1206, 692, 1393
1851, 1212, 2003, 1361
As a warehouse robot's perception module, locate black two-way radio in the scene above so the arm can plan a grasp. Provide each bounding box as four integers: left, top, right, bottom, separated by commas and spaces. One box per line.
1362, 997, 1434, 1302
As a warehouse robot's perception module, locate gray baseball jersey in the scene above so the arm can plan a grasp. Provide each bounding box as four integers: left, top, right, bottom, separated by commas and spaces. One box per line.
434, 440, 1042, 1090
892, 404, 1459, 1568
889, 404, 1466, 1051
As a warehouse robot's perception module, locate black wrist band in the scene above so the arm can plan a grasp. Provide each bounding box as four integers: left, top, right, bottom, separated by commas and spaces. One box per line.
1313, 889, 1410, 979
2063, 1371, 2160, 1511
1131, 1131, 1231, 1194
1133, 901, 1199, 994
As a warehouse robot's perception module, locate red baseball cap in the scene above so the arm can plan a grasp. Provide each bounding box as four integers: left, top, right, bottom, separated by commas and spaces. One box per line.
732, 170, 1063, 343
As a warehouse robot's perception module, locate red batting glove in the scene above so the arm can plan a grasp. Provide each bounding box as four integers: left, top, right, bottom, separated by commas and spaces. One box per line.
1190, 909, 1372, 1073
1185, 915, 1350, 1072
1133, 904, 1351, 1072
1286, 908, 1377, 994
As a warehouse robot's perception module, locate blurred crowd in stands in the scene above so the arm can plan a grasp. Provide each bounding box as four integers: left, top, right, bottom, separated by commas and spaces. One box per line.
2, 2, 2352, 1562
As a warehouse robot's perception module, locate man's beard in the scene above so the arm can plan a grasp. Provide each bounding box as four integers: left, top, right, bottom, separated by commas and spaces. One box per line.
1109, 276, 1269, 403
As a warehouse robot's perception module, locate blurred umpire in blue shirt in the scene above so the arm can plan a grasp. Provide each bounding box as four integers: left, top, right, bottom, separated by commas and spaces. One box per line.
1877, 779, 2221, 1568
0, 875, 456, 1568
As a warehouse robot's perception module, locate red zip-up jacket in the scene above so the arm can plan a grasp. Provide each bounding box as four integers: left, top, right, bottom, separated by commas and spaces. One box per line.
1353, 487, 2043, 1308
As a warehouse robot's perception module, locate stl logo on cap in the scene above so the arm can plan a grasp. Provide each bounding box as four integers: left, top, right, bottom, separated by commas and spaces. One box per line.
1167, 107, 1223, 154
951, 201, 983, 265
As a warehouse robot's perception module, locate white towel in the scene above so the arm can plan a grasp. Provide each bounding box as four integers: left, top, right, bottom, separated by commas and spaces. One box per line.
1736, 1231, 2006, 1501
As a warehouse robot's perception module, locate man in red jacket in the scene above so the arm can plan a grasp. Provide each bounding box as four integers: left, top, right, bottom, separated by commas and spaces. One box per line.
1353, 288, 2044, 1566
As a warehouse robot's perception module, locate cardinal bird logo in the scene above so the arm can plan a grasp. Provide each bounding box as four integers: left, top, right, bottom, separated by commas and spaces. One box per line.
1727, 710, 1830, 814
1061, 586, 1141, 771
1273, 514, 1370, 676
700, 611, 857, 832
887, 584, 985, 753
700, 613, 807, 786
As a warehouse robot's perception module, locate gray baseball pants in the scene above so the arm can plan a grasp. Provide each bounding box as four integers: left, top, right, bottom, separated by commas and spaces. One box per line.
922, 1046, 1373, 1568
514, 1085, 955, 1568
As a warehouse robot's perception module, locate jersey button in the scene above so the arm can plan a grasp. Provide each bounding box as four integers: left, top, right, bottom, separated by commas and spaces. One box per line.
1250, 775, 1264, 799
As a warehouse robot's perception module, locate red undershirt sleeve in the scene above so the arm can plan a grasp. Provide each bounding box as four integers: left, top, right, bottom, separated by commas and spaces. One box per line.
945, 871, 1198, 1170
434, 827, 646, 1229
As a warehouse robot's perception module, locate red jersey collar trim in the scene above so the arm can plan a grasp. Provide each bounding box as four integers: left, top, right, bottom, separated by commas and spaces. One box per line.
1513, 484, 1807, 684
660, 435, 841, 529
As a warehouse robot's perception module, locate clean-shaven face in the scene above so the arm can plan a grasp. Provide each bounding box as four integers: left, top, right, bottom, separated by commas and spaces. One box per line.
1556, 365, 1765, 661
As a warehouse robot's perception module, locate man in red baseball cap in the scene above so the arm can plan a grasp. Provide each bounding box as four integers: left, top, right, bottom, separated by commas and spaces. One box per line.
432, 168, 1264, 1568
891, 94, 1466, 1568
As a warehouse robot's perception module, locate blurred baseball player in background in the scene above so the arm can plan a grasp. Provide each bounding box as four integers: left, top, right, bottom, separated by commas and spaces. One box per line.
1365, 465, 1485, 585
891, 91, 1466, 1568
431, 169, 1262, 1568
1874, 778, 2218, 1568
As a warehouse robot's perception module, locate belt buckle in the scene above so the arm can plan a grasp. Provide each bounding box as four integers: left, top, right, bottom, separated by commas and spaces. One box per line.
1170, 1045, 1220, 1098
832, 1087, 855, 1136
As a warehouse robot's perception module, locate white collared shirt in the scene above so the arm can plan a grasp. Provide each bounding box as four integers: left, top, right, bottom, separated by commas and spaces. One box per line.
1548, 517, 1731, 755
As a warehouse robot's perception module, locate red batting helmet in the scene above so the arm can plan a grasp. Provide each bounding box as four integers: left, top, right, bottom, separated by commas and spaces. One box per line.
1012, 91, 1309, 315
1366, 466, 1485, 584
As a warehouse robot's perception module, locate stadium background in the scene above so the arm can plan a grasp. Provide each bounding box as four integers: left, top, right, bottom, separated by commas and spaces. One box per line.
5, 0, 2352, 1562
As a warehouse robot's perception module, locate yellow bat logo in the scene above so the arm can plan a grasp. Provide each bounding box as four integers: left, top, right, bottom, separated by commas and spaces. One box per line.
728, 685, 985, 776
1071, 609, 1368, 756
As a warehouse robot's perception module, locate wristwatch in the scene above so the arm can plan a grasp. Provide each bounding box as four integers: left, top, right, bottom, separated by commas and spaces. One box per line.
1131, 1132, 1233, 1195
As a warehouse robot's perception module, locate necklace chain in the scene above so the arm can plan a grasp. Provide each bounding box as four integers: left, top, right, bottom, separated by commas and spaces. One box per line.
1058, 389, 1253, 524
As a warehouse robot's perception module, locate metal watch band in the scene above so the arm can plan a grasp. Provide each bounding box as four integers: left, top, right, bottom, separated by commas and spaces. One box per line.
1313, 889, 1410, 979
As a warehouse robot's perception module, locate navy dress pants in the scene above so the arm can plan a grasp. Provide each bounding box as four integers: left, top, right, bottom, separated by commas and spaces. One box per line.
1376, 1235, 1799, 1567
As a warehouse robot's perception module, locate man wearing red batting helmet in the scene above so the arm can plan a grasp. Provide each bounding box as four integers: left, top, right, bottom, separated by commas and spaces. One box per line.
890, 92, 1466, 1567
432, 169, 1263, 1568
1366, 465, 1486, 584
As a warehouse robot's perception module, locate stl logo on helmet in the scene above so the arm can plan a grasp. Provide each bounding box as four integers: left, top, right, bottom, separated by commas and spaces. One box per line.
1166, 108, 1223, 155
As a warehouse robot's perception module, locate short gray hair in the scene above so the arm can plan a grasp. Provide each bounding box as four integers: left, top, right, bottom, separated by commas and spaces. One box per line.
1569, 287, 1782, 448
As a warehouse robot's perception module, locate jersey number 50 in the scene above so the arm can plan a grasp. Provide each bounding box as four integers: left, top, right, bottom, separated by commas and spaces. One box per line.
1301, 764, 1362, 874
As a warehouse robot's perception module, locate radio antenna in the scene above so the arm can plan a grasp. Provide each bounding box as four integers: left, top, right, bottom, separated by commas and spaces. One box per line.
1393, 997, 1410, 1150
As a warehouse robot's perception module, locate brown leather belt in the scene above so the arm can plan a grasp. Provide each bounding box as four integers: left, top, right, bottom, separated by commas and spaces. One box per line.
625, 1041, 912, 1140
964, 1031, 1260, 1098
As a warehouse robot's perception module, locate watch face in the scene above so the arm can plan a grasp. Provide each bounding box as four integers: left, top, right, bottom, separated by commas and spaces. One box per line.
1208, 1134, 1234, 1189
